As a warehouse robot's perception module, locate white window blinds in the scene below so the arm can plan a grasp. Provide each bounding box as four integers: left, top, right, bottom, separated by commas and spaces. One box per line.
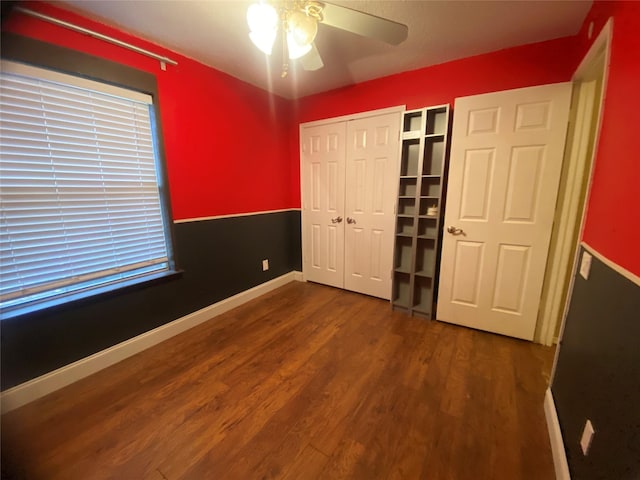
0, 61, 169, 310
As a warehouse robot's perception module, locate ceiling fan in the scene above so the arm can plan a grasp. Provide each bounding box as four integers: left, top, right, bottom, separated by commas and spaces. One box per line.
246, 0, 409, 77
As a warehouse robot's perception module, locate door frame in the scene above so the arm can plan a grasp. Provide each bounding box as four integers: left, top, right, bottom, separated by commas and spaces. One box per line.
299, 105, 405, 285
535, 19, 612, 346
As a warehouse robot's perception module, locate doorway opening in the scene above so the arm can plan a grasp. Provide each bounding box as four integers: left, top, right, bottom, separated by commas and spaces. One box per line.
535, 20, 611, 346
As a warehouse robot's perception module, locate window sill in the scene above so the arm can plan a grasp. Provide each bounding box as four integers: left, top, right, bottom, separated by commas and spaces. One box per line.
0, 269, 183, 321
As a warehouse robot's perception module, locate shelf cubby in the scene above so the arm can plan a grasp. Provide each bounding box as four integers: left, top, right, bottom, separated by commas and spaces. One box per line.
400, 140, 421, 177
420, 178, 441, 197
415, 239, 436, 275
403, 111, 423, 133
393, 272, 411, 308
397, 216, 415, 235
398, 198, 416, 216
412, 276, 434, 315
398, 178, 417, 197
394, 236, 414, 272
423, 139, 445, 176
426, 108, 448, 135
418, 217, 438, 238
419, 198, 439, 217
392, 105, 451, 319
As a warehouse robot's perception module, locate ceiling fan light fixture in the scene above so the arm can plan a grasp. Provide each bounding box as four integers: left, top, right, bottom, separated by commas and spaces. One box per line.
286, 31, 312, 59
249, 30, 276, 55
287, 10, 318, 47
247, 2, 278, 55
246, 2, 278, 33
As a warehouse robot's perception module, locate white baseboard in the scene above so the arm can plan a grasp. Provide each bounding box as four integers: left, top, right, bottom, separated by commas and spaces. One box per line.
544, 388, 571, 480
0, 271, 303, 414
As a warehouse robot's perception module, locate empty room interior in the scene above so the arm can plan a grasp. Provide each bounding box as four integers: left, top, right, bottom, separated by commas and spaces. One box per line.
0, 1, 638, 479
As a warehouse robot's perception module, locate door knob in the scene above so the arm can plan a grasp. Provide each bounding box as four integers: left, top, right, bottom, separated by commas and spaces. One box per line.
447, 226, 465, 235
346, 217, 356, 224
331, 216, 343, 224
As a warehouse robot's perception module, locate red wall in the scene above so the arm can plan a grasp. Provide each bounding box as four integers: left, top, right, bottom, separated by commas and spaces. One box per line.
3, 2, 296, 220
576, 1, 640, 275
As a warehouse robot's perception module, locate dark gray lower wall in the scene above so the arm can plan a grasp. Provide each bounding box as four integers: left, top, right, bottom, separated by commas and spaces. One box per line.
551, 247, 640, 480
0, 210, 302, 390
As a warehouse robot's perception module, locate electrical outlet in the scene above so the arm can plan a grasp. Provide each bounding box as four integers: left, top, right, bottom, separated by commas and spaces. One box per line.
262, 259, 269, 271
579, 251, 592, 280
580, 419, 595, 455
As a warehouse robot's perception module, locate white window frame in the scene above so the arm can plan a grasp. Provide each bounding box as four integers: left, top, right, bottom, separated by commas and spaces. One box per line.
0, 60, 176, 318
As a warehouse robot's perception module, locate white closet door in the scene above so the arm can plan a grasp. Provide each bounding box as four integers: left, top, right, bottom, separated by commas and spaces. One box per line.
344, 112, 402, 299
300, 122, 346, 288
437, 83, 572, 340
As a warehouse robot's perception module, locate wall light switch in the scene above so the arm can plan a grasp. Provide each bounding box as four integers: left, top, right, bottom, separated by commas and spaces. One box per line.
579, 251, 592, 280
262, 259, 269, 271
580, 419, 595, 455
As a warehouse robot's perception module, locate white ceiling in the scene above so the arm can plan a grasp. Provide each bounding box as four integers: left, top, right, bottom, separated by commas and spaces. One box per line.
57, 1, 592, 99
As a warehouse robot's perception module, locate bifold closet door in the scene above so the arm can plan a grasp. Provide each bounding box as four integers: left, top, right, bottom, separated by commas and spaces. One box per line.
344, 112, 401, 299
300, 121, 347, 288
301, 110, 401, 299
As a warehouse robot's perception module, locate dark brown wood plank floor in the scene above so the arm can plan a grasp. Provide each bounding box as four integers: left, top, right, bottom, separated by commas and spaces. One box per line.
1, 282, 556, 480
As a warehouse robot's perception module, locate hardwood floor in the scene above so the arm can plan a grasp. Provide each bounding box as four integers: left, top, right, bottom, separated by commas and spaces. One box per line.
1, 282, 556, 480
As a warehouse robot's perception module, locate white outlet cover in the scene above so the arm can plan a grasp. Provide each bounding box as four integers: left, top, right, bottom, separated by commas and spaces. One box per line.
262, 259, 269, 271
580, 419, 595, 455
579, 251, 592, 280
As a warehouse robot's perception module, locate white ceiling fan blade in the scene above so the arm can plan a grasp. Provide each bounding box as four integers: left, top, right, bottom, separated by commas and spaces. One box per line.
300, 43, 324, 71
320, 2, 408, 45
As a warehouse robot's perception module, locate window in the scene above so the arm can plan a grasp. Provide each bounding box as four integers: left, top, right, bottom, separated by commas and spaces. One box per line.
0, 60, 175, 316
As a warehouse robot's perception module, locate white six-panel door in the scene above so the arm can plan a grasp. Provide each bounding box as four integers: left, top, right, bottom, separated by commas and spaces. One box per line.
300, 122, 346, 288
344, 112, 402, 299
437, 83, 572, 340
